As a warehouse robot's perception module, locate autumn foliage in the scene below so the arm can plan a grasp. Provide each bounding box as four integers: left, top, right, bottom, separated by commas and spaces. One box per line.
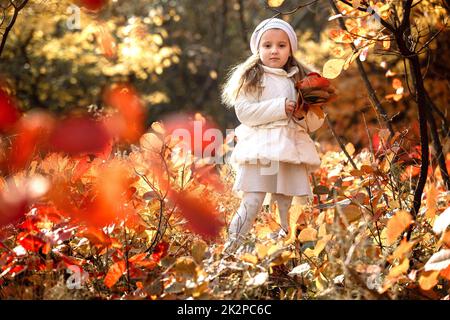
0, 0, 449, 301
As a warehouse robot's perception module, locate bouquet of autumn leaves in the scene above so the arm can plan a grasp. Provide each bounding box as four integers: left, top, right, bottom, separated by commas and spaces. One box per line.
294, 72, 337, 119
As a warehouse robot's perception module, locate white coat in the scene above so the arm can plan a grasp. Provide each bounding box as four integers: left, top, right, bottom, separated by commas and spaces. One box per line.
229, 65, 325, 175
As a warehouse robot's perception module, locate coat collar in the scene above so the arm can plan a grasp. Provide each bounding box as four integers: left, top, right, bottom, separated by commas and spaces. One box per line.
261, 64, 299, 78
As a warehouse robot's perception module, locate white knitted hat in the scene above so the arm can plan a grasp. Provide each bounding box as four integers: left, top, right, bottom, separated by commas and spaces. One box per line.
250, 18, 298, 54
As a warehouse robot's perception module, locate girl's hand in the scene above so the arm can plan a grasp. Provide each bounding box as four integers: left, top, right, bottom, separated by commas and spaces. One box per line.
286, 99, 306, 120
285, 100, 297, 116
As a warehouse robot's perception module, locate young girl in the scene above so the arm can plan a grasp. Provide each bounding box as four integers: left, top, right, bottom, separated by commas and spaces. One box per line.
222, 18, 329, 246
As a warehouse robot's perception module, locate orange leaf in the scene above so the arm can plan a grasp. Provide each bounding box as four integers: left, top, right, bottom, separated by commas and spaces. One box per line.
440, 264, 450, 280
298, 227, 318, 243
386, 210, 413, 245
418, 270, 440, 291
168, 189, 224, 240
308, 105, 325, 119
425, 183, 438, 219
104, 260, 126, 288
390, 238, 416, 261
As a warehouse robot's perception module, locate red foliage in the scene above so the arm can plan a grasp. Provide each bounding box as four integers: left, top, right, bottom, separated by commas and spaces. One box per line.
6, 111, 55, 173
0, 89, 20, 132
163, 113, 221, 158
77, 162, 136, 228
95, 24, 117, 59
17, 233, 46, 253
103, 83, 145, 143
104, 260, 126, 288
192, 164, 225, 193
167, 189, 223, 240
151, 241, 169, 262
76, 0, 108, 12
48, 116, 112, 156
297, 72, 331, 89
0, 181, 34, 227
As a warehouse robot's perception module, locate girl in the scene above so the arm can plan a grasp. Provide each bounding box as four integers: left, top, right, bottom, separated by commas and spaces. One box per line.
222, 18, 330, 247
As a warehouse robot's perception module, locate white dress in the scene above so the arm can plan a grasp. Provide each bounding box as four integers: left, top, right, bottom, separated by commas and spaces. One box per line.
228, 65, 325, 206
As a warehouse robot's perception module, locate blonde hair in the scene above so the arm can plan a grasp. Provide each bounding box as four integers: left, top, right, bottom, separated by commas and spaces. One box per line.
221, 53, 314, 108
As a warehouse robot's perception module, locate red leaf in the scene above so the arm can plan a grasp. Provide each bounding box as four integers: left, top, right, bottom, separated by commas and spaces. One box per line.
163, 113, 221, 158
7, 111, 55, 172
168, 189, 223, 240
48, 117, 112, 156
151, 241, 169, 262
193, 164, 225, 192
0, 187, 29, 227
0, 89, 20, 132
17, 234, 46, 252
296, 72, 331, 90
95, 23, 117, 59
103, 83, 145, 143
104, 260, 126, 288
76, 0, 108, 12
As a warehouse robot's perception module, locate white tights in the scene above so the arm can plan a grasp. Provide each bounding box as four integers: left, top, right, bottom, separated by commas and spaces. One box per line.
228, 192, 293, 242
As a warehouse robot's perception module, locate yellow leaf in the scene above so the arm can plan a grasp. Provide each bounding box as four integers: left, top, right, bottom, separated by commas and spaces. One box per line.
390, 238, 416, 262
388, 258, 409, 278
284, 204, 304, 245
345, 142, 355, 156
322, 59, 345, 79
386, 210, 413, 245
315, 272, 328, 291
313, 234, 332, 257
267, 0, 284, 7
419, 270, 440, 291
255, 243, 269, 260
240, 253, 258, 265
318, 223, 327, 238
270, 250, 294, 266
151, 121, 165, 135
174, 257, 197, 277
298, 227, 318, 243
140, 133, 163, 152
191, 239, 208, 264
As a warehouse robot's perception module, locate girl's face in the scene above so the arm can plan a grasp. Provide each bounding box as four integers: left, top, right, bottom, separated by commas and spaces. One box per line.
258, 29, 291, 69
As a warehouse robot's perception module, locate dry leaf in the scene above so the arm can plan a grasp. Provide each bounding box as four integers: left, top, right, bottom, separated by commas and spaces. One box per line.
433, 206, 450, 234
388, 258, 409, 278
298, 227, 318, 242
140, 133, 163, 152
390, 238, 416, 261
191, 239, 208, 264
322, 58, 345, 79
425, 183, 438, 219
424, 249, 450, 271
386, 210, 413, 245
419, 270, 440, 291
267, 0, 285, 7
240, 253, 258, 265
288, 263, 310, 276
104, 260, 126, 288
246, 272, 268, 287
284, 204, 304, 244
151, 121, 165, 135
